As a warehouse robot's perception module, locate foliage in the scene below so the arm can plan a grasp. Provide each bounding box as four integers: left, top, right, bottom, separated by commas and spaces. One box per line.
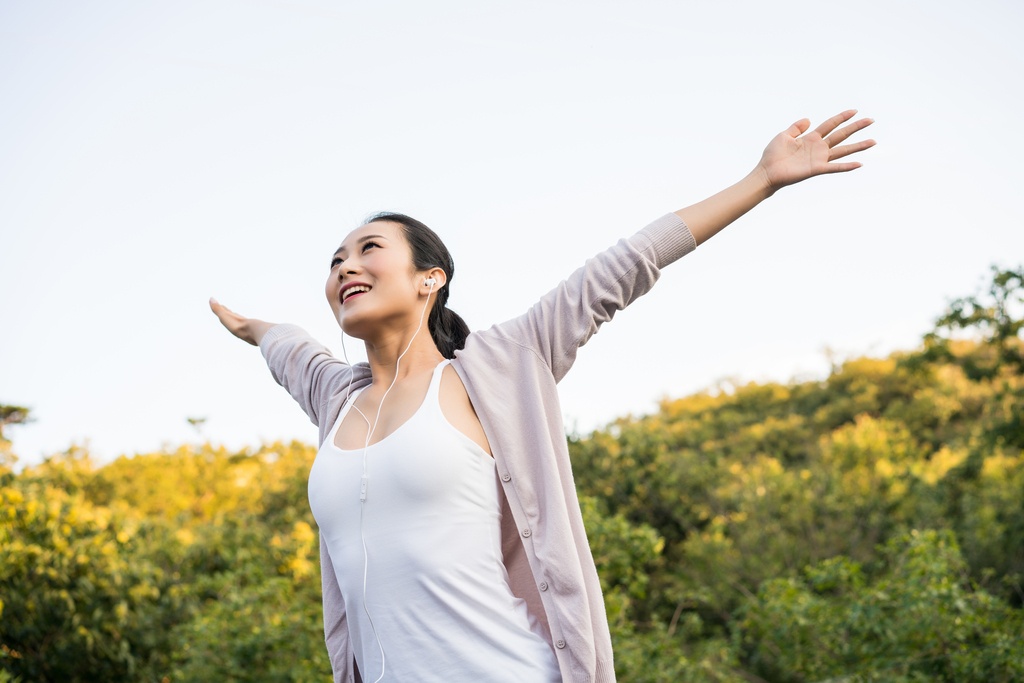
166, 521, 330, 683
579, 495, 664, 625
1, 442, 328, 683
0, 404, 32, 471
3, 264, 1024, 682
738, 530, 1024, 682
922, 265, 1024, 378
0, 477, 188, 681
0, 406, 32, 443
566, 264, 1024, 679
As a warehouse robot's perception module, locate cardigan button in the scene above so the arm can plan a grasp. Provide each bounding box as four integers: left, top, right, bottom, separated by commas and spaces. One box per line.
501, 472, 511, 482
521, 529, 531, 538
556, 639, 566, 649
539, 581, 548, 591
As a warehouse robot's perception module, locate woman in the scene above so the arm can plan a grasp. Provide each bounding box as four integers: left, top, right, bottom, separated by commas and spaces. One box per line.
211, 111, 875, 683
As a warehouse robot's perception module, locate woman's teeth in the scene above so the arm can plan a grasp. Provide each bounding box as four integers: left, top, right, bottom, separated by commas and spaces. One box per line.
343, 285, 371, 301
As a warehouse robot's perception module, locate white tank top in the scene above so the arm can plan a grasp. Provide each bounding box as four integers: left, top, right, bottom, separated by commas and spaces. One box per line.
308, 360, 562, 683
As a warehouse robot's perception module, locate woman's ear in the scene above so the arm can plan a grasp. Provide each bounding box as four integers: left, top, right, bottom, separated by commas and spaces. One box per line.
424, 267, 447, 289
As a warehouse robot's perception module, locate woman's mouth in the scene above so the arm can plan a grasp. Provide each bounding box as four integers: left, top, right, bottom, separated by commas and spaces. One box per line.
341, 284, 371, 303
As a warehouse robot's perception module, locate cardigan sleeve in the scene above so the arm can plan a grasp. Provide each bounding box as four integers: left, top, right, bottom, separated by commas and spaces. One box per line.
259, 323, 357, 428
320, 533, 357, 683
491, 213, 696, 383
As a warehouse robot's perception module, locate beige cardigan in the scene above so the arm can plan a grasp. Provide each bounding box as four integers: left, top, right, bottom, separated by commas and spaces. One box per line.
259, 212, 696, 683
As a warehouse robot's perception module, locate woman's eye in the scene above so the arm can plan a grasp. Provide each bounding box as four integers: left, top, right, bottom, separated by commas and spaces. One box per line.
330, 241, 379, 268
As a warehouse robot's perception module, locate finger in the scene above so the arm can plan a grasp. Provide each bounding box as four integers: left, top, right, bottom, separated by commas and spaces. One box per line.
813, 109, 858, 139
824, 160, 863, 174
209, 298, 242, 327
210, 298, 232, 320
824, 117, 874, 148
828, 139, 876, 161
784, 118, 811, 138
210, 297, 238, 317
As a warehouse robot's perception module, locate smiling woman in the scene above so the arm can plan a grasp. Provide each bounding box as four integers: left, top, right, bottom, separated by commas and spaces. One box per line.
209, 109, 875, 683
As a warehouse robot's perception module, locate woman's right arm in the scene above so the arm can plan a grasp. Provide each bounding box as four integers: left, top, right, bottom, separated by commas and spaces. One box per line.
209, 298, 358, 428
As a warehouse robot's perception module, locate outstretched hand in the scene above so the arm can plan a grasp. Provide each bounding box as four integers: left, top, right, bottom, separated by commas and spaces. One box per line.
209, 297, 275, 346
673, 109, 877, 246
756, 109, 875, 195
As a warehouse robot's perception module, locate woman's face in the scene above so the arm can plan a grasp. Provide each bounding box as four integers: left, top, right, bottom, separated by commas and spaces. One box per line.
326, 221, 425, 339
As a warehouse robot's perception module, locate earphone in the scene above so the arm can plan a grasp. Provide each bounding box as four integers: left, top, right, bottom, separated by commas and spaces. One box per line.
337, 275, 437, 683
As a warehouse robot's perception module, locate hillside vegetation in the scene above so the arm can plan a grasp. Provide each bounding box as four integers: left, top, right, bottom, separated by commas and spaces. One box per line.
2, 267, 1023, 682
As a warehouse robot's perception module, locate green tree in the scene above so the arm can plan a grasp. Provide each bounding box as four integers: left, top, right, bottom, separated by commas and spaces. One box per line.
923, 265, 1024, 379
737, 530, 1024, 682
0, 405, 32, 470
0, 480, 191, 682
165, 520, 331, 683
6, 264, 1024, 682
0, 406, 32, 442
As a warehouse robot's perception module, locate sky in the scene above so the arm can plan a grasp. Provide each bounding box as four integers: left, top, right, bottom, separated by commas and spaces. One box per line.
2, 0, 1022, 468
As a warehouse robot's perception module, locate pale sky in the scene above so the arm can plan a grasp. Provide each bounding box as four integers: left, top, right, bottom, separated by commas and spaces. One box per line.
2, 0, 1022, 467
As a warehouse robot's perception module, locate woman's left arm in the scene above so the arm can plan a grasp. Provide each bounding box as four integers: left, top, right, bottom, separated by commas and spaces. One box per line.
677, 110, 874, 246
491, 110, 874, 382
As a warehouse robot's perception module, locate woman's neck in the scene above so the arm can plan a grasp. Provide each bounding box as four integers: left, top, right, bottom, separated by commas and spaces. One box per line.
362, 323, 444, 388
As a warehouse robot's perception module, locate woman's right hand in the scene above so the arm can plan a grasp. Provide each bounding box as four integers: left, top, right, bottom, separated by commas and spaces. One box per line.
209, 297, 276, 346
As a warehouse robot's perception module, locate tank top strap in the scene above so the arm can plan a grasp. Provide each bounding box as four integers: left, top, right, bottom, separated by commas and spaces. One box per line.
423, 359, 451, 413
328, 384, 367, 442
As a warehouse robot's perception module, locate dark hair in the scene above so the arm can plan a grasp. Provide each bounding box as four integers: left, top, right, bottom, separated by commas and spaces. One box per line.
365, 212, 470, 359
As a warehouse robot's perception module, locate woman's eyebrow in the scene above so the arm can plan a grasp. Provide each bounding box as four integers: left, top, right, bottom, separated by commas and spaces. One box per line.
333, 234, 387, 256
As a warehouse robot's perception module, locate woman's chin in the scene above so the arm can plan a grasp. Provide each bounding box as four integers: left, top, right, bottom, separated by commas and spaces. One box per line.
339, 323, 367, 340
338, 314, 372, 340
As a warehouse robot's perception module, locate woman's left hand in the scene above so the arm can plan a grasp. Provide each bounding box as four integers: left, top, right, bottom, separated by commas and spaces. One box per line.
756, 109, 875, 196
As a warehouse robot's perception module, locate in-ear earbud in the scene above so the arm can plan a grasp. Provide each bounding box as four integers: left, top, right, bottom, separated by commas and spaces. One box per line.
424, 278, 436, 286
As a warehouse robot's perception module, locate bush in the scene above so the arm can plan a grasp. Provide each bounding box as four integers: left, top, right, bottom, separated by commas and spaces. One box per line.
737, 530, 1024, 683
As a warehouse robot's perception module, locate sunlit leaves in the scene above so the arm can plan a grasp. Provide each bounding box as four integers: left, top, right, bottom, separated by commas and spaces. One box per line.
0, 482, 186, 682
0, 441, 327, 683
3, 264, 1024, 682
738, 531, 1024, 682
